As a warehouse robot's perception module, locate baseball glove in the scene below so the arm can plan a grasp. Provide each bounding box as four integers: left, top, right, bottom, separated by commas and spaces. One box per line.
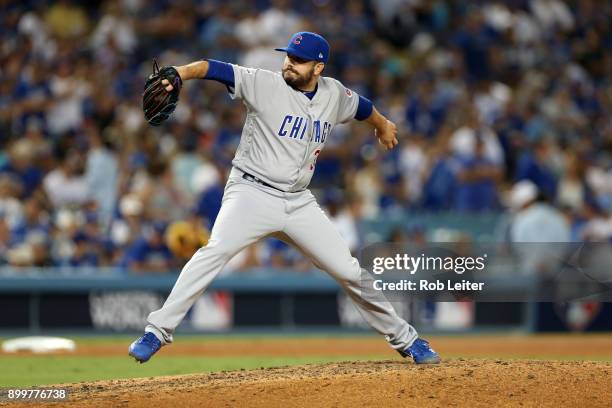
164, 220, 210, 260
143, 60, 182, 126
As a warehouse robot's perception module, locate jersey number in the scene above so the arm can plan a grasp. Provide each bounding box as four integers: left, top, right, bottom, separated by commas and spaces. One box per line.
310, 149, 321, 171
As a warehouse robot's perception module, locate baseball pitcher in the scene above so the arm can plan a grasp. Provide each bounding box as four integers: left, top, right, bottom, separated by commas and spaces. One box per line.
131, 32, 440, 364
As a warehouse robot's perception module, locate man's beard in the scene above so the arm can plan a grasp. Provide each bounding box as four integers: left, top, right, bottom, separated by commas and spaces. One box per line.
282, 67, 314, 90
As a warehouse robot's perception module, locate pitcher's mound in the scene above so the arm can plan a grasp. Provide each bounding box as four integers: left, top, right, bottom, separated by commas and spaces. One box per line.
59, 359, 611, 407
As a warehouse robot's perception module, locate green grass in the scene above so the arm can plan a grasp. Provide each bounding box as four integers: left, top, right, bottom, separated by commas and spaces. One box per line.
0, 354, 388, 387
0, 334, 389, 386
3, 333, 611, 387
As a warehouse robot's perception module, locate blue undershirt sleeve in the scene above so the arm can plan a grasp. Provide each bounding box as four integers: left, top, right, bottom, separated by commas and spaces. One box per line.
355, 95, 373, 121
204, 59, 235, 88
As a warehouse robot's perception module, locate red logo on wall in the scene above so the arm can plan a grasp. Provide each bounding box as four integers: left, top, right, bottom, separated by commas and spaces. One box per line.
554, 301, 602, 331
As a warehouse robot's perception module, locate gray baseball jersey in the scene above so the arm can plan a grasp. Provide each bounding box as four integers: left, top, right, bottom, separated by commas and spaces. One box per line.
144, 63, 418, 355
229, 65, 358, 192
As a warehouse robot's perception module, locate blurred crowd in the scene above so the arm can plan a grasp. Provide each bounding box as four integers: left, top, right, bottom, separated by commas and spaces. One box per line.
0, 0, 610, 272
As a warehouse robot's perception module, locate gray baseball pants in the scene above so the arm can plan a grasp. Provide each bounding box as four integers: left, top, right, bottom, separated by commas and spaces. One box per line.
146, 167, 418, 352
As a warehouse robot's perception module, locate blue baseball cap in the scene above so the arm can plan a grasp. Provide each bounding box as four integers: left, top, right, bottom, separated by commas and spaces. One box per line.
275, 32, 330, 64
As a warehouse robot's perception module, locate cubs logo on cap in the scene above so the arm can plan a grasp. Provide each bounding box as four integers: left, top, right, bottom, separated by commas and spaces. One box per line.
275, 32, 330, 64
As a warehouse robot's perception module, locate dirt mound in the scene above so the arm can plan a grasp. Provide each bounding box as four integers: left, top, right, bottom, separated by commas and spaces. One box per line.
13, 359, 611, 407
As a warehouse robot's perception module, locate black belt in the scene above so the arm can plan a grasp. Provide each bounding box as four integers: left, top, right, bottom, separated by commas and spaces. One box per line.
242, 171, 283, 192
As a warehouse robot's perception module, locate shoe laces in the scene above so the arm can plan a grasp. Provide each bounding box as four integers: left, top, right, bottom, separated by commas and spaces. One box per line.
409, 338, 433, 355
140, 332, 161, 350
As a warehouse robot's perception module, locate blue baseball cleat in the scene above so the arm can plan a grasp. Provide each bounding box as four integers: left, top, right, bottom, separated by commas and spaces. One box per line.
129, 332, 162, 363
400, 338, 441, 364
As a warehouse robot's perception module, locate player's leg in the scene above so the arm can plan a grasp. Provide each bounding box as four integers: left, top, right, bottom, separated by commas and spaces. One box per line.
281, 192, 440, 363
130, 180, 285, 362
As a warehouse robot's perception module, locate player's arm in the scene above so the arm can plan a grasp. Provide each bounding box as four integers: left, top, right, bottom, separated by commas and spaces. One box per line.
338, 82, 398, 151
363, 106, 398, 150
162, 60, 235, 91
175, 61, 209, 81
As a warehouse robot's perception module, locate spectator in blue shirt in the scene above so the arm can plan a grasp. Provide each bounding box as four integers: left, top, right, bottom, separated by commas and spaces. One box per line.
121, 222, 176, 274
405, 80, 447, 139
451, 10, 496, 81
0, 139, 43, 198
515, 139, 558, 200
12, 61, 51, 135
194, 165, 225, 231
62, 231, 100, 267
422, 138, 457, 211
453, 138, 502, 212
9, 195, 50, 246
